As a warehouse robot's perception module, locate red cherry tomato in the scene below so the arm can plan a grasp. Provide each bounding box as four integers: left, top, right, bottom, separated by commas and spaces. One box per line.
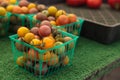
108, 0, 120, 10
66, 0, 86, 6
108, 0, 114, 9
86, 0, 102, 9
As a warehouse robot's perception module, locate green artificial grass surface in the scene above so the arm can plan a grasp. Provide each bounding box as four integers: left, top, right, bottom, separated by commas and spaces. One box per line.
1, 37, 120, 80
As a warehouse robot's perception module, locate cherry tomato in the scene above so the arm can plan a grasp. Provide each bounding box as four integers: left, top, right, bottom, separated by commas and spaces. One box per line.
86, 0, 102, 9
66, 0, 86, 6
108, 0, 120, 10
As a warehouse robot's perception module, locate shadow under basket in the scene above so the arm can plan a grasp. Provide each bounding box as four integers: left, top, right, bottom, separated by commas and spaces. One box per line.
9, 30, 78, 79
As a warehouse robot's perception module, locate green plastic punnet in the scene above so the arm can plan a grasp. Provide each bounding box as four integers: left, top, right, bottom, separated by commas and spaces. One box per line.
9, 13, 36, 30
9, 30, 78, 79
0, 12, 11, 37
16, 0, 19, 5
10, 13, 28, 26
54, 18, 84, 36
27, 14, 40, 28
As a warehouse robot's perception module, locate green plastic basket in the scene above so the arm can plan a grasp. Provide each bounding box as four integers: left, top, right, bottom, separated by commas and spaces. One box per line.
10, 14, 26, 25
9, 13, 36, 33
0, 12, 11, 37
9, 30, 78, 79
9, 13, 35, 26
54, 18, 84, 36
27, 14, 40, 28
16, 0, 19, 5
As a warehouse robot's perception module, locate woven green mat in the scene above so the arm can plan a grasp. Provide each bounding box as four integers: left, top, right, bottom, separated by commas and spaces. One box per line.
0, 37, 120, 80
